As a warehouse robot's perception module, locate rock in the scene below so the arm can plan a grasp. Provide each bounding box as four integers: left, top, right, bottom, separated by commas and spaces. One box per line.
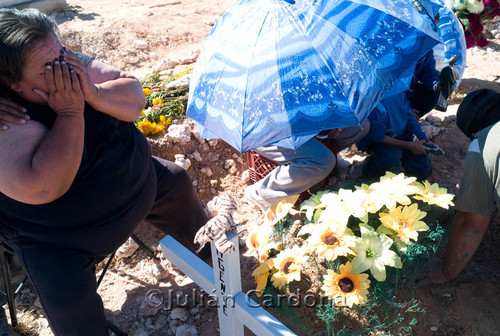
420, 123, 442, 139
168, 124, 192, 144
191, 150, 202, 162
154, 314, 169, 330
116, 237, 139, 258
425, 115, 442, 125
209, 180, 218, 187
152, 262, 169, 280
174, 154, 191, 170
241, 170, 250, 183
170, 307, 190, 321
201, 143, 210, 152
224, 159, 236, 169
228, 166, 238, 174
133, 39, 148, 49
430, 326, 438, 332
192, 130, 202, 142
200, 167, 213, 177
126, 56, 139, 64
133, 327, 149, 336
175, 324, 198, 336
207, 139, 218, 148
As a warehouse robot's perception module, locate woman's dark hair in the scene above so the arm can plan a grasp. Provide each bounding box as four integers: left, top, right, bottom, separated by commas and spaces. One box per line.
0, 8, 58, 88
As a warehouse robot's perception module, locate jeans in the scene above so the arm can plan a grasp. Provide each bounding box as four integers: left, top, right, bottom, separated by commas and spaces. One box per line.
362, 137, 432, 180
251, 119, 370, 206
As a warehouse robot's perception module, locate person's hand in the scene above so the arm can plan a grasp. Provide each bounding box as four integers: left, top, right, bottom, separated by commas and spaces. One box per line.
60, 47, 99, 104
33, 58, 84, 116
414, 257, 450, 287
0, 98, 29, 130
408, 139, 427, 155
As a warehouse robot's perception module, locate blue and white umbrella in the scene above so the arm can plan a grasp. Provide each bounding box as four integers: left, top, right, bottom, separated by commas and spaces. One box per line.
187, 0, 440, 153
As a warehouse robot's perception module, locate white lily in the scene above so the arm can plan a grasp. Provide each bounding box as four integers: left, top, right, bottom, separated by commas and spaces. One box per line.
351, 225, 402, 281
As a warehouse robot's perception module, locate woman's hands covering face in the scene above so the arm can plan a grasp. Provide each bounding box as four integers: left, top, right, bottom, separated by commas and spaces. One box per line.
34, 57, 84, 117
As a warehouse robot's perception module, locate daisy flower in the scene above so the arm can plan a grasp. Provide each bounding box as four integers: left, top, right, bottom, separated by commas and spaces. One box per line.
271, 246, 308, 288
305, 223, 356, 261
413, 181, 455, 209
321, 262, 370, 308
351, 225, 402, 281
378, 203, 428, 245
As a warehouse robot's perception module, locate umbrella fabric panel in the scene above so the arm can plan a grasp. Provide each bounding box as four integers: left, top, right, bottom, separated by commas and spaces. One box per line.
188, 0, 440, 152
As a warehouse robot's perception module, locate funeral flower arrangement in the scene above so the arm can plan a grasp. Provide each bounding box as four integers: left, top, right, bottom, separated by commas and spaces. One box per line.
136, 70, 191, 136
446, 0, 500, 48
246, 172, 453, 334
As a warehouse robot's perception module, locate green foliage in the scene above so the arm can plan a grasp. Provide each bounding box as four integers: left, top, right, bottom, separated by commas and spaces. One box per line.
136, 71, 190, 125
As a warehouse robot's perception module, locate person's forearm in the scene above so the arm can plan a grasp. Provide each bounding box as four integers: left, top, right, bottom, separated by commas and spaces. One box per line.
30, 114, 85, 204
88, 77, 145, 121
381, 135, 412, 150
441, 211, 490, 280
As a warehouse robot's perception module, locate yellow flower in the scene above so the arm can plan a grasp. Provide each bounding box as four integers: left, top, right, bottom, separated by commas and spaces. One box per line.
136, 120, 165, 136
305, 224, 356, 261
159, 115, 172, 127
142, 87, 151, 97
321, 262, 370, 308
378, 203, 428, 245
270, 246, 308, 288
152, 97, 164, 106
413, 181, 455, 209
246, 228, 270, 252
251, 259, 274, 297
264, 195, 299, 226
369, 172, 420, 210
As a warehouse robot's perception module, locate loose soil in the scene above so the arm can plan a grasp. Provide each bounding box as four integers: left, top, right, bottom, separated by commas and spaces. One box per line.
5, 1, 500, 335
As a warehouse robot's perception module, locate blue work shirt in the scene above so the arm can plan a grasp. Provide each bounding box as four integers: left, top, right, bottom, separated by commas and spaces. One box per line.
357, 93, 427, 151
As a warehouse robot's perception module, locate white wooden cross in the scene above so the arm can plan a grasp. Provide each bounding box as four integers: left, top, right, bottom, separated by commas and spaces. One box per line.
160, 231, 296, 336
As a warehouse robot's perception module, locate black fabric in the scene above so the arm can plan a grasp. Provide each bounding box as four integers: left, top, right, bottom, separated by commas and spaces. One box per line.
439, 66, 455, 100
408, 82, 440, 117
457, 88, 500, 139
0, 102, 157, 256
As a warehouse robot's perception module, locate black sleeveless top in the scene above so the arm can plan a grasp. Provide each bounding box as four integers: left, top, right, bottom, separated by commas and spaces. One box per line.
0, 93, 157, 255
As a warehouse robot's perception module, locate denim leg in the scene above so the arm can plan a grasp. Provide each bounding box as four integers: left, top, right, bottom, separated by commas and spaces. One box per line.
251, 137, 336, 206
401, 151, 433, 180
362, 143, 404, 179
7, 238, 108, 336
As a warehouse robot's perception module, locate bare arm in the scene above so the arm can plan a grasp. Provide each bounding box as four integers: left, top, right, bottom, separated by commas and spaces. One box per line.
0, 60, 84, 205
63, 48, 145, 121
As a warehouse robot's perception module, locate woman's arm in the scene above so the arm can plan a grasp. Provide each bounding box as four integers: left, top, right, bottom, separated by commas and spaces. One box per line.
63, 48, 146, 121
0, 60, 85, 205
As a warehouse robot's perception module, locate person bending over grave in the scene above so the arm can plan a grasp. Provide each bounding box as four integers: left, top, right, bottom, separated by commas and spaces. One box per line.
0, 8, 210, 335
244, 120, 370, 212
417, 88, 500, 285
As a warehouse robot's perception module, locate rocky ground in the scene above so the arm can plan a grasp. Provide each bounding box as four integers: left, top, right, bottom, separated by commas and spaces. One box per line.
3, 0, 500, 335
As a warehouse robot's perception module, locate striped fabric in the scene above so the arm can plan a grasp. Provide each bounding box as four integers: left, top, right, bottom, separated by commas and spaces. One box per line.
187, 0, 440, 153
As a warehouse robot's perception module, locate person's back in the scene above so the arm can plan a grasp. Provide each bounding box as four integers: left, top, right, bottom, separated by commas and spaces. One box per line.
356, 92, 432, 180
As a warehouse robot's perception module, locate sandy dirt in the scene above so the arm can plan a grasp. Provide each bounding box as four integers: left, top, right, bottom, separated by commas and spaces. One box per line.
5, 0, 500, 335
